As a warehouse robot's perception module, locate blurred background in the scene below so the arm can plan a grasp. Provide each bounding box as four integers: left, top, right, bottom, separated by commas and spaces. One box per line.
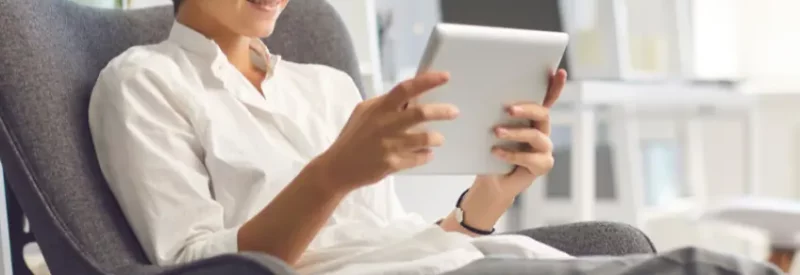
40, 0, 800, 274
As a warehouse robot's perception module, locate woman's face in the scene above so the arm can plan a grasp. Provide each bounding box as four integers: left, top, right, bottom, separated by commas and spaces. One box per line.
196, 0, 290, 38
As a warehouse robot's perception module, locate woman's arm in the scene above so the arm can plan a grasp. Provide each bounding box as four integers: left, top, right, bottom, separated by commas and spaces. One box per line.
91, 68, 243, 265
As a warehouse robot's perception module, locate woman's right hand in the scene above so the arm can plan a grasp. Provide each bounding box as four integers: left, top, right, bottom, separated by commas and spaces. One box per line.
317, 72, 458, 192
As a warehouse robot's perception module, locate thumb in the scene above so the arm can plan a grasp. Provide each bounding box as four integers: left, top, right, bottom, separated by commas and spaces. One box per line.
542, 69, 567, 108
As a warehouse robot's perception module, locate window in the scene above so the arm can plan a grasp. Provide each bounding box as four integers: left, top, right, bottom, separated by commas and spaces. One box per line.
641, 140, 686, 206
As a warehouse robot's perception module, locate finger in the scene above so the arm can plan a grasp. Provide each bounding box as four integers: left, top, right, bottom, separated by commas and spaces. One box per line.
398, 131, 445, 151
542, 69, 567, 108
532, 118, 552, 136
506, 103, 552, 135
394, 150, 434, 170
392, 103, 459, 129
495, 128, 552, 152
492, 149, 555, 176
507, 103, 549, 122
383, 72, 450, 109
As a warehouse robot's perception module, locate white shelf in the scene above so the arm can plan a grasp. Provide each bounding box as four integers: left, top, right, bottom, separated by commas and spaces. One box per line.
739, 78, 800, 94
559, 81, 752, 110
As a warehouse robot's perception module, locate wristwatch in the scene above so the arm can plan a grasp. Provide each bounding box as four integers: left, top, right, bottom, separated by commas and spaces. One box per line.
454, 189, 495, 235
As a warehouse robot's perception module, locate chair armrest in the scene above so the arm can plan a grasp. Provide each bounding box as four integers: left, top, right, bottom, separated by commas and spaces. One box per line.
115, 252, 296, 275
509, 221, 657, 256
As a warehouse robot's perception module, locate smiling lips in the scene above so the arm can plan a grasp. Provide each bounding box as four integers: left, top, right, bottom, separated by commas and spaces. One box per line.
246, 0, 280, 9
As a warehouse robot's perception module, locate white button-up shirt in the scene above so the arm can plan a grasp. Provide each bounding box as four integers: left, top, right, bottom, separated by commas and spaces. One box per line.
89, 22, 568, 274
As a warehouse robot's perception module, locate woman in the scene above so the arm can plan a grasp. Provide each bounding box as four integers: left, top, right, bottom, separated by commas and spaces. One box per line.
88, 0, 775, 274
89, 0, 567, 272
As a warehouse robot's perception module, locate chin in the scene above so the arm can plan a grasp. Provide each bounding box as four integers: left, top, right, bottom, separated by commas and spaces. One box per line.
235, 12, 281, 37
239, 3, 284, 38
255, 26, 277, 38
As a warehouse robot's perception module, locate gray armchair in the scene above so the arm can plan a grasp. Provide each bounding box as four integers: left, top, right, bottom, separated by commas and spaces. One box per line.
0, 0, 655, 274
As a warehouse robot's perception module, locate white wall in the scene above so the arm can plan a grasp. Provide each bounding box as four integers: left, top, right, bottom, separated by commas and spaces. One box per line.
326, 0, 384, 98
737, 0, 800, 82
699, 96, 800, 201
687, 0, 741, 79
739, 95, 800, 198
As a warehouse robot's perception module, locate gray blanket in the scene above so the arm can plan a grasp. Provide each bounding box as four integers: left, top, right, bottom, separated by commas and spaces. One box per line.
446, 247, 783, 275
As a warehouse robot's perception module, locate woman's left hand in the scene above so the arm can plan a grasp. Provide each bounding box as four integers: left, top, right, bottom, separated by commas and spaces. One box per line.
478, 69, 567, 197
450, 69, 567, 233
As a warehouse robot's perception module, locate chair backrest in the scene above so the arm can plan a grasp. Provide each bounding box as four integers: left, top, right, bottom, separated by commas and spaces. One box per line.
0, 0, 362, 273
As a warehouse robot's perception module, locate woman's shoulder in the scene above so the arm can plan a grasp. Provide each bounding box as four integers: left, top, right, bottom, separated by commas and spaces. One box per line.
92, 41, 195, 111
90, 42, 193, 120
98, 42, 184, 85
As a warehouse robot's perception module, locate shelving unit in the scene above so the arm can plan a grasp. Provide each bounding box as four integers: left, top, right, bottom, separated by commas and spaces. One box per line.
521, 80, 758, 229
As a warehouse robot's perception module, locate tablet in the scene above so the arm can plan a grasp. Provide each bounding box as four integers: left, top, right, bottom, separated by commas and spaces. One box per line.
401, 23, 569, 175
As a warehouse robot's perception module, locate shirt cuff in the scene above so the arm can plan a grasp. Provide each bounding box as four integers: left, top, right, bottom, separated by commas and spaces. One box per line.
208, 226, 241, 256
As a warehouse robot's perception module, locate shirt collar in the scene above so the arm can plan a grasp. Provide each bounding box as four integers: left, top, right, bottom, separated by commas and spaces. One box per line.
167, 21, 281, 75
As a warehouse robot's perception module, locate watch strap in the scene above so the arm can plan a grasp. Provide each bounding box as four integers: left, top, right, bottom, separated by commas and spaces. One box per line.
455, 189, 495, 235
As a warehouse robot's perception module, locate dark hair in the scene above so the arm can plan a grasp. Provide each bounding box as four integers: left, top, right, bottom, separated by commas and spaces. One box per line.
172, 0, 183, 13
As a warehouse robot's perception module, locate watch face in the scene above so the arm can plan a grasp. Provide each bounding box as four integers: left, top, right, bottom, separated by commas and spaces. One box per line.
455, 208, 464, 223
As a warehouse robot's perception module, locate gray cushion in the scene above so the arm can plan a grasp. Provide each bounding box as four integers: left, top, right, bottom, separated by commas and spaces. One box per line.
0, 0, 360, 273
513, 222, 656, 256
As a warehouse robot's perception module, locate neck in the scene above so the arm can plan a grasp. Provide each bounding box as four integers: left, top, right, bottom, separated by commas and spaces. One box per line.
175, 6, 253, 72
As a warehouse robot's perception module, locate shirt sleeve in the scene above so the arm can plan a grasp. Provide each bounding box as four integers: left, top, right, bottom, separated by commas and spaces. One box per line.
89, 67, 239, 266
376, 176, 412, 221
